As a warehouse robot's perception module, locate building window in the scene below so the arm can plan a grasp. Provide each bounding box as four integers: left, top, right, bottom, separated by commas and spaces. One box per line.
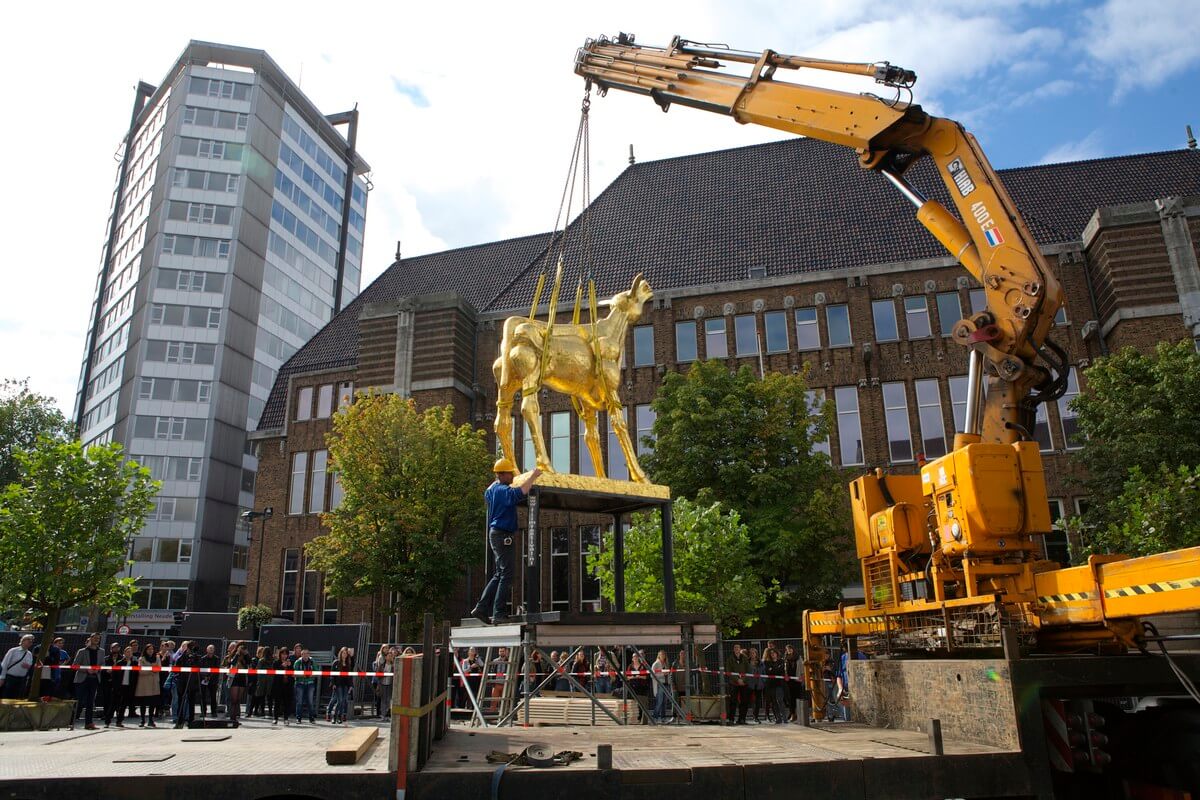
280, 549, 299, 615
289, 452, 308, 515
522, 417, 538, 473
835, 386, 864, 466
309, 450, 328, 514
633, 325, 654, 367
827, 305, 852, 348
296, 387, 313, 422
301, 570, 319, 625
904, 296, 931, 339
607, 409, 629, 481
882, 382, 914, 463
675, 321, 697, 362
1035, 405, 1054, 451
704, 318, 728, 358
338, 382, 354, 409
131, 537, 154, 562
330, 472, 345, 510
734, 314, 758, 356
914, 379, 948, 459
764, 311, 788, 353
1055, 303, 1068, 326
551, 527, 569, 611
969, 288, 987, 315
232, 544, 249, 571
872, 299, 898, 342
949, 375, 969, 433
316, 385, 333, 418
579, 525, 601, 609
635, 404, 656, 456
549, 412, 570, 473
795, 308, 820, 350
1044, 499, 1070, 566
323, 595, 338, 625
807, 389, 830, 457
1058, 368, 1082, 449
936, 292, 961, 337
133, 580, 189, 611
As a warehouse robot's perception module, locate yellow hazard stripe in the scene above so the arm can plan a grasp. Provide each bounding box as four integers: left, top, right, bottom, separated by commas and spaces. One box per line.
1037, 591, 1096, 604
1103, 577, 1200, 599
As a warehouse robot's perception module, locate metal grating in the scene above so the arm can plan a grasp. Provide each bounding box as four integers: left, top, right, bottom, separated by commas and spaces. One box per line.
865, 556, 896, 609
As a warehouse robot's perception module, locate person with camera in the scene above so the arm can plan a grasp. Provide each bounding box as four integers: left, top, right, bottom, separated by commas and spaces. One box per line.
173, 641, 199, 728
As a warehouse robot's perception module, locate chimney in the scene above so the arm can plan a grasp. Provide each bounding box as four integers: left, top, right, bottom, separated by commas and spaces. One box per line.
628, 144, 636, 165
1188, 125, 1197, 150
395, 240, 402, 261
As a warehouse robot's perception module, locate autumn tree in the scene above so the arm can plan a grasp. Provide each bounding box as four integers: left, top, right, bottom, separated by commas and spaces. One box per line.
588, 495, 774, 635
0, 439, 157, 697
305, 393, 491, 639
1, 378, 70, 489
642, 361, 852, 631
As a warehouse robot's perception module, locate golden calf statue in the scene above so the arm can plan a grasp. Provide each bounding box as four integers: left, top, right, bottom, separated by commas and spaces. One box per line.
493, 274, 653, 483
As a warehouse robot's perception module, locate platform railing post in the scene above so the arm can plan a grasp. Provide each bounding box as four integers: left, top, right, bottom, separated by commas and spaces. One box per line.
661, 500, 676, 613
526, 489, 541, 615
613, 513, 625, 613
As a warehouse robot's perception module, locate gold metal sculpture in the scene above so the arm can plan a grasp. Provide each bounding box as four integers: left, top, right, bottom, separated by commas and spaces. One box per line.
493, 273, 654, 483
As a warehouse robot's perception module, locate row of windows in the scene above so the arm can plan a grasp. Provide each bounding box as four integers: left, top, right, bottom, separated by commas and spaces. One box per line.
179, 137, 244, 162
136, 454, 204, 482
188, 75, 252, 102
264, 263, 332, 322
251, 360, 277, 393
130, 536, 193, 563
182, 105, 249, 131
279, 549, 338, 624
93, 321, 130, 366
282, 113, 347, 187
161, 233, 231, 260
132, 579, 188, 611
167, 200, 234, 226
267, 231, 336, 295
294, 383, 352, 422
150, 303, 222, 329
288, 449, 344, 515
261, 294, 318, 342
80, 390, 119, 433
145, 340, 216, 366
275, 169, 340, 242
137, 377, 212, 403
85, 356, 124, 402
107, 222, 147, 285
256, 327, 297, 363
98, 288, 134, 337
132, 415, 207, 442
514, 405, 657, 480
171, 167, 240, 193
146, 496, 198, 522
278, 141, 344, 215
271, 200, 337, 267
156, 268, 226, 294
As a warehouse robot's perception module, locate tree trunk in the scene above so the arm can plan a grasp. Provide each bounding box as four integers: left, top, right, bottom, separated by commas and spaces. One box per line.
28, 607, 61, 700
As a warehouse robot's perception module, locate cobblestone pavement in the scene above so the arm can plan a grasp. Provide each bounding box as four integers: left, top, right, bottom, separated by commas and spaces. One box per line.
0, 715, 391, 779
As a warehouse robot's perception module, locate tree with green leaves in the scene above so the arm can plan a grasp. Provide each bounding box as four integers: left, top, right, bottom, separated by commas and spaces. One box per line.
588, 495, 774, 635
1070, 340, 1200, 554
1076, 465, 1200, 558
642, 360, 852, 631
0, 439, 157, 698
1, 378, 70, 489
305, 393, 491, 640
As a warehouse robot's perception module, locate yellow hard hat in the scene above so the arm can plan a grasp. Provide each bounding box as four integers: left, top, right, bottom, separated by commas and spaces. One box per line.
492, 457, 517, 474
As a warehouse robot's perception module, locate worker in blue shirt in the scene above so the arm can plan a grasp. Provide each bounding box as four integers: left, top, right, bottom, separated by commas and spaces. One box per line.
469, 458, 541, 624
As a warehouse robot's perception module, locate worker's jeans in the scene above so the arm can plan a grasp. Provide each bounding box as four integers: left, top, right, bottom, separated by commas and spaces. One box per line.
74, 677, 99, 727
474, 528, 516, 618
295, 682, 316, 721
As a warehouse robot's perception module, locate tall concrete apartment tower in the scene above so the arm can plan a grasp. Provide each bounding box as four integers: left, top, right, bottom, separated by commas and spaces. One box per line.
74, 41, 369, 624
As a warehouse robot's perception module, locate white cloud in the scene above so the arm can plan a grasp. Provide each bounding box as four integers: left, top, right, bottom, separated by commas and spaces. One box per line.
1038, 130, 1106, 164
1083, 0, 1200, 99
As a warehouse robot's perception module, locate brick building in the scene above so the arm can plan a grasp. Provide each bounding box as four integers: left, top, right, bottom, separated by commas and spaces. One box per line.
248, 139, 1200, 640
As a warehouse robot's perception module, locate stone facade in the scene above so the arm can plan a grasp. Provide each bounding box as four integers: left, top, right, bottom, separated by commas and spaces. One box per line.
249, 194, 1200, 642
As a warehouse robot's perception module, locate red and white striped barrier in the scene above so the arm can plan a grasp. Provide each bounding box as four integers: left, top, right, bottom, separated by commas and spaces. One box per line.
61, 664, 393, 677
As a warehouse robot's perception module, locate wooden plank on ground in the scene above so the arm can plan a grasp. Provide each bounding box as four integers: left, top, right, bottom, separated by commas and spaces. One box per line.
327, 727, 379, 765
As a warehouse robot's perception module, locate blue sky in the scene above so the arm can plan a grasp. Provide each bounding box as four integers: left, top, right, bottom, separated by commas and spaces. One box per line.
0, 0, 1197, 413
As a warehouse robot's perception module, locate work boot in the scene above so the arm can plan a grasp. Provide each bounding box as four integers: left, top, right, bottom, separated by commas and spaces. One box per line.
468, 607, 490, 625
490, 614, 512, 624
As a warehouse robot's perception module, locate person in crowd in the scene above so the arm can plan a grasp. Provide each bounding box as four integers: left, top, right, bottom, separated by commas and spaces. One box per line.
728, 643, 750, 725
487, 647, 508, 711
746, 648, 764, 723
627, 651, 652, 723
671, 649, 689, 704
158, 639, 175, 719
107, 645, 135, 728
100, 642, 123, 726
224, 642, 249, 724
460, 647, 482, 712
272, 647, 294, 725
1, 634, 36, 699
294, 648, 317, 724
218, 641, 237, 715
249, 645, 272, 717
71, 634, 103, 730
330, 647, 354, 724
593, 650, 613, 696
651, 650, 672, 722
245, 645, 261, 717
197, 644, 219, 718
834, 646, 868, 723
570, 650, 590, 694
763, 647, 788, 725
554, 651, 572, 692
41, 636, 69, 698
784, 644, 802, 723
134, 644, 161, 727
375, 647, 396, 718
173, 641, 199, 728
821, 656, 838, 722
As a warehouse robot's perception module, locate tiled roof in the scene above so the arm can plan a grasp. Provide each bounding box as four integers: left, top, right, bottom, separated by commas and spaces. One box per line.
257, 139, 1200, 431
494, 140, 1200, 311
256, 232, 551, 430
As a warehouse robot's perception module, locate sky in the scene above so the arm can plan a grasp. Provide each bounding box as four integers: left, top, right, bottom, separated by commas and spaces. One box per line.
1, 0, 1197, 416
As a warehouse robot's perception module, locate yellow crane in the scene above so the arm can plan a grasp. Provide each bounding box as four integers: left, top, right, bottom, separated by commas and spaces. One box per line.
574, 33, 1200, 709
